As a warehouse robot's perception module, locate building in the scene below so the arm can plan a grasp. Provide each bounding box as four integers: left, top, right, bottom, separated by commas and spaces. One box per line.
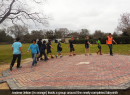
64, 36, 79, 43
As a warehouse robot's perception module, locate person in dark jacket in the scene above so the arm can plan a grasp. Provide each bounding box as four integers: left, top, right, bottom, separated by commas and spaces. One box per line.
37, 40, 47, 61
37, 39, 43, 60
56, 42, 62, 58
47, 39, 54, 59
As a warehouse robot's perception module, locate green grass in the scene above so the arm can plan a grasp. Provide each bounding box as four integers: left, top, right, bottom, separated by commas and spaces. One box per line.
0, 43, 130, 64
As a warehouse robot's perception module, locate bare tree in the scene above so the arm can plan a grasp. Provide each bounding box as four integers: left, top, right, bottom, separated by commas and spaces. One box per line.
45, 30, 55, 39
79, 29, 89, 39
0, 0, 49, 27
31, 30, 44, 39
67, 32, 79, 39
93, 30, 104, 39
116, 13, 130, 36
55, 28, 69, 39
112, 31, 118, 37
7, 24, 28, 38
55, 29, 62, 39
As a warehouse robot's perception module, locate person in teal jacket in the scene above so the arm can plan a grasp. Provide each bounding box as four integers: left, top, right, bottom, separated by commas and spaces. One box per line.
27, 39, 39, 67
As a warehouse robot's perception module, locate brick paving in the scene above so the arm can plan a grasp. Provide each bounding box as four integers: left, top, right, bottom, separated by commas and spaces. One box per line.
1, 54, 130, 90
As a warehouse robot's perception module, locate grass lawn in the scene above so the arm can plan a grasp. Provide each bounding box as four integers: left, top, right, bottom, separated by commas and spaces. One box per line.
0, 43, 130, 64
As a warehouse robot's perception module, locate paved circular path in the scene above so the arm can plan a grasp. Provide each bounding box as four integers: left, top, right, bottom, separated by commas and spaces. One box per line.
1, 54, 130, 90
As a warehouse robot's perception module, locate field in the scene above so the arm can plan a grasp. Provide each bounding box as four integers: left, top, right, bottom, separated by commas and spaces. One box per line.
0, 43, 130, 64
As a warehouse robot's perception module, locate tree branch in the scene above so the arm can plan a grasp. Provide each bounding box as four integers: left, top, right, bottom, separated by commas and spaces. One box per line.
0, 0, 16, 24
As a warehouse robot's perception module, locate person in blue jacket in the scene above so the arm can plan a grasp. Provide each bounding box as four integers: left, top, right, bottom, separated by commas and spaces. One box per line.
27, 39, 39, 68
37, 40, 47, 61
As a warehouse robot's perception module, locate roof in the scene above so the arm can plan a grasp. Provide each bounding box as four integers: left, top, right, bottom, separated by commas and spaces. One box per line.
64, 35, 76, 38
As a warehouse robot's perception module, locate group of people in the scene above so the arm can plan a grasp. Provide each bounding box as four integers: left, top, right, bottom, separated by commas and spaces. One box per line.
10, 33, 117, 71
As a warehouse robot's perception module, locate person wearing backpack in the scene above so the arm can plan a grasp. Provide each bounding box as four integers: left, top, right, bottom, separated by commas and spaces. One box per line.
47, 39, 54, 59
56, 42, 62, 58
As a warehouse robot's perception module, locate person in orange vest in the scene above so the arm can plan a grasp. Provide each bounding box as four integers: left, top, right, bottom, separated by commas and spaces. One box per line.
106, 33, 117, 56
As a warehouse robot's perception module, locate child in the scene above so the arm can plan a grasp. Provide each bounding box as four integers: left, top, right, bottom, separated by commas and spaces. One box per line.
85, 36, 92, 56
37, 40, 47, 61
47, 39, 54, 59
56, 42, 62, 58
68, 37, 76, 56
10, 37, 22, 71
27, 39, 39, 68
37, 38, 43, 60
96, 38, 102, 55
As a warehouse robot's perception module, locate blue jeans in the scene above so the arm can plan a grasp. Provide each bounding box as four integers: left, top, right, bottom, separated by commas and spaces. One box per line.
108, 44, 113, 55
31, 53, 37, 66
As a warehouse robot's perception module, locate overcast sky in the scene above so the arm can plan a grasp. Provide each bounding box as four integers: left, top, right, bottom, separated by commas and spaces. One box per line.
41, 0, 130, 34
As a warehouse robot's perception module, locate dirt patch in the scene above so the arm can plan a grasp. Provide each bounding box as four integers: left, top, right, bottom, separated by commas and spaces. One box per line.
0, 58, 32, 89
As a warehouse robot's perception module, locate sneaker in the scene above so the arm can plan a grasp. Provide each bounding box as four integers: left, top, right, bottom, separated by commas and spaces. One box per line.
10, 65, 12, 71
96, 52, 98, 55
31, 66, 34, 68
40, 58, 44, 60
51, 56, 54, 58
89, 54, 92, 55
17, 66, 22, 68
47, 58, 49, 60
37, 58, 39, 61
60, 56, 62, 58
69, 55, 72, 56
73, 54, 76, 56
56, 55, 58, 58
85, 54, 88, 56
100, 54, 103, 55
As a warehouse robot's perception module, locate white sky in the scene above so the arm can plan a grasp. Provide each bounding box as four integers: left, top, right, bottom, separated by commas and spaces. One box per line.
41, 0, 130, 33
1, 0, 129, 34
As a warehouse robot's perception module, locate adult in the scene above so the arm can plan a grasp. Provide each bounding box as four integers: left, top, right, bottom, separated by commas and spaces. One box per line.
37, 39, 43, 60
106, 33, 117, 56
10, 37, 22, 71
68, 37, 76, 56
27, 39, 39, 68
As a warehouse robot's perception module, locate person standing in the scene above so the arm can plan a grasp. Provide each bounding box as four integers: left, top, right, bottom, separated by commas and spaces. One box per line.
96, 38, 102, 55
47, 39, 54, 59
85, 36, 92, 56
56, 42, 62, 58
68, 37, 76, 56
10, 37, 22, 71
37, 40, 47, 61
27, 39, 39, 68
106, 33, 117, 56
37, 39, 43, 60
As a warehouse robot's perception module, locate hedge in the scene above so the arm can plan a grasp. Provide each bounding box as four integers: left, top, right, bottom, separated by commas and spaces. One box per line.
71, 37, 130, 44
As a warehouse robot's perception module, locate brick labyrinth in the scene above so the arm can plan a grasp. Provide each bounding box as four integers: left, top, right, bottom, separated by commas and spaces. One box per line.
1, 54, 130, 90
